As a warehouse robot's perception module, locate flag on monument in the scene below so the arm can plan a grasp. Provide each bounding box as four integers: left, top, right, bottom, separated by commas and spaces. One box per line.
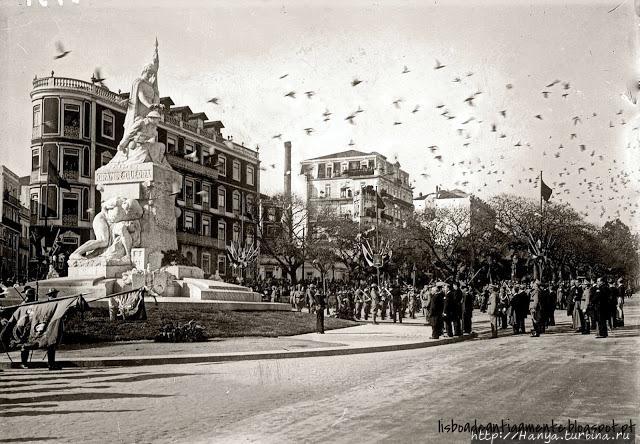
108, 288, 147, 321
0, 296, 82, 351
376, 191, 386, 210
541, 179, 553, 202
48, 160, 71, 191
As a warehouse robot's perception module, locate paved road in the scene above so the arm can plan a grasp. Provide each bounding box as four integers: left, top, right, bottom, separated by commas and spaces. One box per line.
1, 300, 638, 444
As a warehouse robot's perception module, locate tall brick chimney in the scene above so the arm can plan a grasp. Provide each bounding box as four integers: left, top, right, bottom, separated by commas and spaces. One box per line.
284, 141, 292, 198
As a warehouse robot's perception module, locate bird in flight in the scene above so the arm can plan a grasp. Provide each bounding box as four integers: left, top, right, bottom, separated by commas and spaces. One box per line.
572, 116, 582, 125
207, 97, 219, 105
491, 123, 497, 132
304, 128, 314, 135
272, 134, 282, 139
355, 106, 364, 114
412, 105, 420, 114
348, 139, 355, 146
402, 65, 410, 74
54, 41, 71, 59
570, 133, 577, 139
562, 93, 569, 99
345, 114, 356, 125
393, 121, 402, 126
434, 59, 446, 70
279, 74, 289, 79
506, 83, 513, 89
541, 91, 551, 98
462, 117, 475, 124
464, 96, 475, 106
546, 80, 560, 88
453, 77, 462, 83
392, 99, 403, 109
284, 91, 296, 98
535, 114, 543, 120
184, 151, 199, 162
351, 78, 363, 87
305, 91, 315, 99
91, 68, 106, 86
428, 145, 438, 153
500, 110, 507, 118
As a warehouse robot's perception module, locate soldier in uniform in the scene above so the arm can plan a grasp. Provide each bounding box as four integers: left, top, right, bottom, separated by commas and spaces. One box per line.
370, 284, 381, 324
429, 284, 445, 339
363, 286, 372, 321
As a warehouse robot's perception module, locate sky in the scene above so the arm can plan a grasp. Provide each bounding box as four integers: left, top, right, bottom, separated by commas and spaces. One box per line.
0, 0, 639, 230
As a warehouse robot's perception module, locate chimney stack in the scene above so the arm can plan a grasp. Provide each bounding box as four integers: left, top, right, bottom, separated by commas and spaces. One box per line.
284, 141, 292, 198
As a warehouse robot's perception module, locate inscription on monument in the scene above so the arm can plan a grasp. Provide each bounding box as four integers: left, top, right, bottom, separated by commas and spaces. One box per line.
96, 164, 154, 184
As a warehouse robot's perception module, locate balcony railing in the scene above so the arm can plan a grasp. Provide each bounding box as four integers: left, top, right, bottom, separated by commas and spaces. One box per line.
176, 231, 218, 248
343, 168, 375, 177
62, 214, 78, 226
62, 170, 79, 180
166, 153, 219, 180
3, 191, 20, 207
64, 125, 80, 138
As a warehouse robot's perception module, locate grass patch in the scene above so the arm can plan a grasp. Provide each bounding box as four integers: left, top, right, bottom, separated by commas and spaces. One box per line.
62, 304, 357, 344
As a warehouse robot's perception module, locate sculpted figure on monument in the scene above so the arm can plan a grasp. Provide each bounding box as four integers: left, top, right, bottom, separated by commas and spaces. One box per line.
110, 40, 170, 167
69, 197, 143, 264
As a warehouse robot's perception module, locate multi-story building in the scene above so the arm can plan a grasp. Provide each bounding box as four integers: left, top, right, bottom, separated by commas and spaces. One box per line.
299, 150, 414, 225
28, 73, 259, 279
0, 165, 30, 282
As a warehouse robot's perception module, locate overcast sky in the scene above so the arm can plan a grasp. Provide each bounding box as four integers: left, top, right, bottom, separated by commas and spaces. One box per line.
0, 0, 638, 229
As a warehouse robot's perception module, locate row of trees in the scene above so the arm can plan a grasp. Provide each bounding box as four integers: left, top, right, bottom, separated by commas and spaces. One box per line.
255, 193, 639, 287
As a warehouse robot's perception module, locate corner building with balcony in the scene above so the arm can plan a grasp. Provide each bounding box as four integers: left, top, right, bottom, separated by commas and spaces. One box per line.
299, 150, 414, 225
28, 74, 260, 279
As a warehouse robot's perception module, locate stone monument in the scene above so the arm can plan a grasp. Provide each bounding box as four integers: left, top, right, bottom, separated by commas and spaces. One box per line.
67, 40, 182, 279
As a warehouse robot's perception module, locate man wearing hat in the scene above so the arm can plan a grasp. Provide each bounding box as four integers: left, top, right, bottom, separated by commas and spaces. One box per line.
461, 283, 474, 334
390, 280, 403, 323
45, 288, 63, 370
428, 283, 445, 339
529, 281, 543, 337
18, 286, 37, 368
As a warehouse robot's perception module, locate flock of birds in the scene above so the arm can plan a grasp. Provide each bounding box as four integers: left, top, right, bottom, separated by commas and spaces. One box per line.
51, 40, 640, 225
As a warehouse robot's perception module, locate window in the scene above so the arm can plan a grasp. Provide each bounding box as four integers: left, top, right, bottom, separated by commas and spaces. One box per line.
341, 162, 348, 172
43, 97, 59, 134
167, 136, 176, 154
218, 220, 226, 245
194, 181, 202, 205
246, 227, 255, 246
217, 255, 226, 276
217, 187, 226, 212
40, 184, 58, 218
32, 148, 40, 172
101, 111, 114, 139
317, 163, 326, 179
62, 148, 79, 179
185, 178, 194, 204
267, 207, 276, 222
324, 184, 331, 198
246, 165, 254, 186
232, 160, 241, 181
101, 152, 113, 167
83, 102, 91, 139
202, 216, 211, 236
202, 253, 211, 275
186, 251, 194, 266
184, 211, 194, 231
233, 223, 240, 242
33, 104, 41, 128
62, 192, 79, 223
185, 142, 194, 155
63, 103, 81, 138
216, 154, 226, 176
232, 191, 240, 214
202, 184, 211, 206
42, 143, 58, 174
82, 147, 90, 177
81, 188, 89, 221
30, 194, 38, 217
246, 194, 255, 219
326, 165, 333, 178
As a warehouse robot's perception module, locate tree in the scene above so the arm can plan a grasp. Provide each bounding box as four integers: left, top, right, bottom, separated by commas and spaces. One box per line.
599, 218, 639, 280
257, 193, 311, 284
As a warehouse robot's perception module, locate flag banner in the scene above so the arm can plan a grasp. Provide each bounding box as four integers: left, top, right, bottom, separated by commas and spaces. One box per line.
0, 296, 82, 351
108, 288, 147, 321
376, 192, 386, 210
362, 240, 375, 267
541, 178, 553, 202
48, 160, 71, 191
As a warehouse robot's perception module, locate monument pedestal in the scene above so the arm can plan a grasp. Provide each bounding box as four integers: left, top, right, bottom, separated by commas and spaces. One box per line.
67, 162, 182, 280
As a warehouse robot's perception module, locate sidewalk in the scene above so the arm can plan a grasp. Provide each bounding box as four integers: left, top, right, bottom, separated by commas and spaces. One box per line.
0, 312, 481, 369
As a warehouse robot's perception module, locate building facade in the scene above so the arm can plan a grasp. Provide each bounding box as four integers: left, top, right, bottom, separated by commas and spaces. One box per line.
299, 150, 414, 225
28, 74, 259, 279
0, 165, 30, 282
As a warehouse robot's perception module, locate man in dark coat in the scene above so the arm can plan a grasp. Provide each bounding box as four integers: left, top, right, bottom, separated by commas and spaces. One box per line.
461, 283, 474, 334
443, 284, 456, 337
592, 277, 609, 338
510, 284, 528, 334
529, 281, 542, 337
429, 284, 445, 339
311, 284, 325, 334
390, 281, 403, 323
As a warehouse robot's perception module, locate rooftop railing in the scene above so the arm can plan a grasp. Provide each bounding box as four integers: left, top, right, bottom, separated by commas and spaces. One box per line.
32, 75, 259, 160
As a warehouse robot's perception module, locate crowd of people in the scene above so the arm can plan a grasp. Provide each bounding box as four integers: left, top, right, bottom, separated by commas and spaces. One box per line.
254, 275, 631, 338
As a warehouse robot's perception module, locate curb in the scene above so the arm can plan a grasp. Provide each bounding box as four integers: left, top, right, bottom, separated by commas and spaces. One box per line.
0, 332, 477, 369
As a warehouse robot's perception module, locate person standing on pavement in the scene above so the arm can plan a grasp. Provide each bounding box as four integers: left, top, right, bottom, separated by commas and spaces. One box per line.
354, 285, 365, 320
380, 284, 389, 321
529, 281, 543, 337
615, 278, 625, 327
421, 286, 432, 325
487, 284, 500, 338
363, 286, 372, 321
44, 288, 63, 370
461, 283, 474, 334
429, 284, 445, 339
498, 286, 510, 330
370, 284, 381, 324
391, 281, 403, 323
18, 286, 37, 369
408, 288, 417, 319
311, 284, 325, 334
510, 284, 528, 334
592, 277, 610, 338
